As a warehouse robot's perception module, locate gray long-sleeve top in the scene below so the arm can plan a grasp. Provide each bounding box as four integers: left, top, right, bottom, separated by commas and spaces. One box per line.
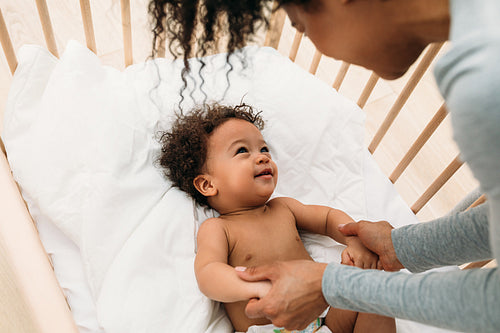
322, 0, 500, 332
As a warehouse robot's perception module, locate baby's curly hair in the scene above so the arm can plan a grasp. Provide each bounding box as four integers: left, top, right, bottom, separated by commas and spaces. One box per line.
157, 103, 265, 207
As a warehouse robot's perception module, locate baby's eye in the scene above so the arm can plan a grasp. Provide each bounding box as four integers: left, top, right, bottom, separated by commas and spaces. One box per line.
236, 147, 248, 154
260, 146, 269, 153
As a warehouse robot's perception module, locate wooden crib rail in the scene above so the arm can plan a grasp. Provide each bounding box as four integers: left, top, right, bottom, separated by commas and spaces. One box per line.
0, 150, 78, 333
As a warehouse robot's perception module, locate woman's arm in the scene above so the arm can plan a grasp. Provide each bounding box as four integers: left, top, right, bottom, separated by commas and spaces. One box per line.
323, 263, 500, 333
195, 219, 270, 302
392, 203, 491, 272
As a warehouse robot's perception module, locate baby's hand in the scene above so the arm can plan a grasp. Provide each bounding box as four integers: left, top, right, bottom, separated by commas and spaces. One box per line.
341, 236, 382, 269
253, 280, 272, 299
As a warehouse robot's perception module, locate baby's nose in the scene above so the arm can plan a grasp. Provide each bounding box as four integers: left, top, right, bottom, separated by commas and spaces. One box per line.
256, 154, 270, 164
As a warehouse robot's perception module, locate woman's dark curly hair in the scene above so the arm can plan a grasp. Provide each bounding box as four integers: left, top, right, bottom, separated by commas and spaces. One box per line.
157, 103, 264, 207
147, 0, 313, 100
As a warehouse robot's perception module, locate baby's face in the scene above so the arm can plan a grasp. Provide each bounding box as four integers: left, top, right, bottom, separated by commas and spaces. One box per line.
204, 118, 278, 208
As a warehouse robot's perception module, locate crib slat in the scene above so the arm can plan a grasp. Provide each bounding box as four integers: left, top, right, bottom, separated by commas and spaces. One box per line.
120, 0, 133, 67
411, 154, 463, 213
332, 62, 350, 91
0, 8, 17, 74
0, 137, 6, 156
288, 31, 303, 62
264, 8, 286, 49
357, 72, 379, 108
309, 50, 322, 74
35, 0, 59, 58
368, 42, 444, 153
463, 260, 493, 269
390, 104, 448, 182
79, 0, 97, 53
468, 194, 487, 209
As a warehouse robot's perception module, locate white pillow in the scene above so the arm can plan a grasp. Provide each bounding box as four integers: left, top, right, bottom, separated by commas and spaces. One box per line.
3, 41, 366, 332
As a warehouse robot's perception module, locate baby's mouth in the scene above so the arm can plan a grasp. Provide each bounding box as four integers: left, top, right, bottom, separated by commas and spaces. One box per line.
255, 168, 273, 178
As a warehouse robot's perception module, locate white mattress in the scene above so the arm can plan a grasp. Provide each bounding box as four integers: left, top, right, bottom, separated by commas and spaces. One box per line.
3, 41, 460, 333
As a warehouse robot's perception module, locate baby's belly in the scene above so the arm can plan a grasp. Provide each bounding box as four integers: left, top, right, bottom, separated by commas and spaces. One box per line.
229, 239, 313, 268
225, 228, 314, 330
226, 251, 314, 331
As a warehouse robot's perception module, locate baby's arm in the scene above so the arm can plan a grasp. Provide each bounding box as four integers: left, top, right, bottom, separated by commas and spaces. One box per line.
277, 197, 379, 269
276, 197, 353, 243
194, 218, 271, 302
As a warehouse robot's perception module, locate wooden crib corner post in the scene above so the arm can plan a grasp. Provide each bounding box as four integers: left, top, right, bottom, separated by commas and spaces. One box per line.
0, 151, 78, 333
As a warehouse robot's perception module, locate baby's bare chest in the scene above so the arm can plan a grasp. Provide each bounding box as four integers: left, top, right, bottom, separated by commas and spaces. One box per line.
225, 213, 311, 267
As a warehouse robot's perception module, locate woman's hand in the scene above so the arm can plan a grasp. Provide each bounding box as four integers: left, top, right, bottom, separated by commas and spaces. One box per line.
338, 221, 404, 271
235, 260, 329, 330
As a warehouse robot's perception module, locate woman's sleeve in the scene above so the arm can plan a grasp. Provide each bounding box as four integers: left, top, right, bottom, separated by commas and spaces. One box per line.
391, 203, 491, 273
322, 263, 500, 332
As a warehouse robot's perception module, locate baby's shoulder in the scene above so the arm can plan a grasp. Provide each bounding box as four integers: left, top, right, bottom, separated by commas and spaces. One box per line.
267, 197, 303, 216
198, 217, 226, 234
268, 196, 301, 208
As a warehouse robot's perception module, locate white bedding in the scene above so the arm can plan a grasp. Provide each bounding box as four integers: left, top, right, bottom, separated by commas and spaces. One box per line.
3, 41, 459, 333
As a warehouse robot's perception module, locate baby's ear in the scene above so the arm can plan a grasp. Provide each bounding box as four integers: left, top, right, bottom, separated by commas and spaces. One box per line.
193, 174, 217, 197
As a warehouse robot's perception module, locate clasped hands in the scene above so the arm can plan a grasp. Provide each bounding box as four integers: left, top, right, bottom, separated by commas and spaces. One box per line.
235, 220, 404, 330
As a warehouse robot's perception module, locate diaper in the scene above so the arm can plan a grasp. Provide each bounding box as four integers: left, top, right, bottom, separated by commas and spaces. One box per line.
246, 318, 332, 333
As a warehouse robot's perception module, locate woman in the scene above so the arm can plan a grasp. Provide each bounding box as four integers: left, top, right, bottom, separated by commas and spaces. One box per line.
148, 0, 500, 332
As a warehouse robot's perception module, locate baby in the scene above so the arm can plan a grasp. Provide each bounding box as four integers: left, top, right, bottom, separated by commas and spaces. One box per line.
158, 103, 395, 333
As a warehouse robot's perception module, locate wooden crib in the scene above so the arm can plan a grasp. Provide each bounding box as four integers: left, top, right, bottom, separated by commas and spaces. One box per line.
0, 1, 490, 332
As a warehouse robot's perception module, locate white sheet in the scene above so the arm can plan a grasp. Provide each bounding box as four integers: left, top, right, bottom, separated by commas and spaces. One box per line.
3, 41, 460, 333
